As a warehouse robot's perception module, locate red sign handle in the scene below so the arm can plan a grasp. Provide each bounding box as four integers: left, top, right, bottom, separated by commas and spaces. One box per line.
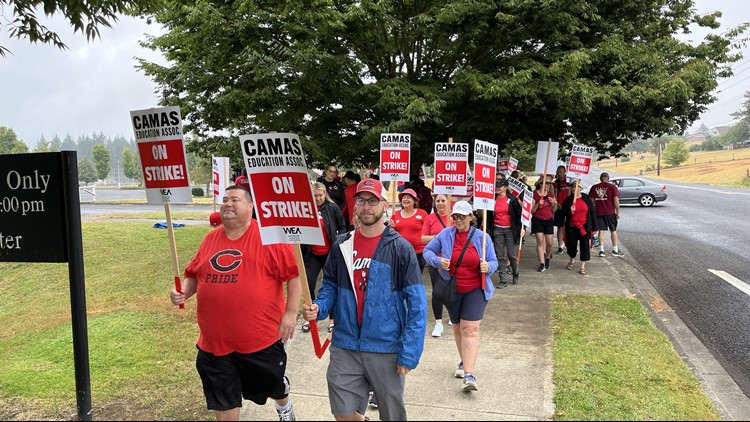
174, 276, 185, 309
307, 320, 331, 359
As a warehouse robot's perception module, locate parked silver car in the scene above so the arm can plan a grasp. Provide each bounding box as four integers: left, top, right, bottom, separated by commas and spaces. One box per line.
610, 177, 667, 207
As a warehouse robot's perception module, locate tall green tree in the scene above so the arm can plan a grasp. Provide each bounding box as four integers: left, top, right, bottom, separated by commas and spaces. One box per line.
0, 0, 160, 56
139, 0, 747, 167
122, 148, 138, 181
663, 137, 690, 167
91, 143, 111, 180
78, 157, 97, 184
0, 126, 28, 154
719, 122, 749, 147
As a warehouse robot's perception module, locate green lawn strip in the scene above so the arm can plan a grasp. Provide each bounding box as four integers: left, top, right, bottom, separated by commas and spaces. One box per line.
89, 211, 211, 220
92, 197, 215, 205
552, 294, 719, 421
0, 222, 212, 419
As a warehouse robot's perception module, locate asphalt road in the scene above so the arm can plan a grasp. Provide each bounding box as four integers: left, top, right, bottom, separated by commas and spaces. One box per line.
613, 178, 750, 397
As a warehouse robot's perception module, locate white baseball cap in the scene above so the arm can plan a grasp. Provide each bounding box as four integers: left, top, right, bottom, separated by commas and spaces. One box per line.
451, 200, 473, 216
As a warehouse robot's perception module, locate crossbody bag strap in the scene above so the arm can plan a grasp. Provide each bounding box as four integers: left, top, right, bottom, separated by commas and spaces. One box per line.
450, 227, 475, 276
437, 212, 447, 228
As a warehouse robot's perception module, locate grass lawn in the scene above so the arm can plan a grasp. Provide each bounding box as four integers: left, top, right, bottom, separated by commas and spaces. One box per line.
553, 295, 719, 420
0, 223, 722, 420
90, 211, 212, 220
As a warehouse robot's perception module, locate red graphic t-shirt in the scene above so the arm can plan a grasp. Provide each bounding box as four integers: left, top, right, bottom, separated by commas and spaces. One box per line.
451, 230, 482, 293
554, 179, 572, 205
184, 220, 299, 356
353, 230, 382, 326
393, 208, 428, 253
588, 182, 619, 216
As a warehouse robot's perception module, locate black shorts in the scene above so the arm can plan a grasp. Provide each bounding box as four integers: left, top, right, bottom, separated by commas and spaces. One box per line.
196, 340, 289, 411
553, 209, 565, 227
531, 217, 554, 235
595, 214, 618, 232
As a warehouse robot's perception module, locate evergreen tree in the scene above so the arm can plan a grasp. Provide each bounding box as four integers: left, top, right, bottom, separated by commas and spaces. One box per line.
663, 138, 690, 167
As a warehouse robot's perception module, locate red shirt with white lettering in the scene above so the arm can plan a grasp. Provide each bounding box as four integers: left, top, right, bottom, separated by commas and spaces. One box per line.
184, 220, 299, 356
353, 230, 382, 326
393, 208, 428, 253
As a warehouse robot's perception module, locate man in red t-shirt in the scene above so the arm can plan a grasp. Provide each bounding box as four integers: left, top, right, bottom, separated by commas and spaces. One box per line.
588, 172, 624, 257
170, 186, 301, 421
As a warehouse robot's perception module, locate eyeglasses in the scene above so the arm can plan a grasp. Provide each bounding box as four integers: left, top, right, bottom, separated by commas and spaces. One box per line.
327, 169, 338, 174
451, 214, 468, 221
355, 196, 382, 206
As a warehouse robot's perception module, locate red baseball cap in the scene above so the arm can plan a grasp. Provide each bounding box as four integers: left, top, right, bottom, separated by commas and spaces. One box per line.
209, 211, 222, 227
234, 175, 250, 191
356, 179, 384, 199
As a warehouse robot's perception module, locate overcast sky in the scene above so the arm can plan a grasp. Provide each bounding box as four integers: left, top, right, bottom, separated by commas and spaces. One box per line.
1, 0, 749, 148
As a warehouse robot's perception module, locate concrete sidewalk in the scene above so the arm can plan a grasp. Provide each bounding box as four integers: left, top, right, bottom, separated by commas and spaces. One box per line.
241, 239, 750, 421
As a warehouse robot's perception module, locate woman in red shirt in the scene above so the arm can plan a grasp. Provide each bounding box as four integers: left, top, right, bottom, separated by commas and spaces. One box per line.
530, 177, 558, 272
560, 182, 597, 275
421, 194, 452, 337
387, 188, 429, 272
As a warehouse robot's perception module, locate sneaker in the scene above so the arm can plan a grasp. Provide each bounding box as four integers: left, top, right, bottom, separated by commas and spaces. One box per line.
506, 264, 512, 275
497, 282, 507, 289
301, 321, 310, 333
277, 404, 296, 421
538, 263, 546, 272
368, 391, 378, 408
598, 250, 606, 257
447, 320, 453, 326
462, 374, 478, 391
512, 273, 519, 284
612, 249, 625, 257
556, 247, 564, 255
593, 235, 600, 248
544, 257, 550, 269
431, 322, 444, 337
454, 361, 464, 378
327, 323, 335, 333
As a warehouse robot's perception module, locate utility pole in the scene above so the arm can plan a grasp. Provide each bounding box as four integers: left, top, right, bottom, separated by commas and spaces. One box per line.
117, 160, 121, 188
657, 140, 661, 176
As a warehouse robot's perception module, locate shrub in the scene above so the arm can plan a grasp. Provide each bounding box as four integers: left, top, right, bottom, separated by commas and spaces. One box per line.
191, 187, 204, 197
621, 156, 630, 162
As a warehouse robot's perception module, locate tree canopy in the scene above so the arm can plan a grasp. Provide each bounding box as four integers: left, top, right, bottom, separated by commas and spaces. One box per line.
91, 143, 111, 180
0, 0, 159, 56
0, 126, 29, 153
138, 0, 747, 168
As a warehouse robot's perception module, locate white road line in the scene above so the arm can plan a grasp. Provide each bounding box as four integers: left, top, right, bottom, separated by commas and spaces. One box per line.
708, 269, 750, 297
666, 184, 750, 195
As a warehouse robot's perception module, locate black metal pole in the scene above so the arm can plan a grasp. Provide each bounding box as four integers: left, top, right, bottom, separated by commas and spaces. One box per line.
61, 151, 92, 421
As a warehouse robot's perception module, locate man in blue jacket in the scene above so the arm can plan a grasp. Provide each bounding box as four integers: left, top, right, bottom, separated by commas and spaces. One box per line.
303, 178, 427, 421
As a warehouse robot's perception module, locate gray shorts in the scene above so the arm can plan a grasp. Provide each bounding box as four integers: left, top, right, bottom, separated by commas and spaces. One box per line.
326, 346, 406, 421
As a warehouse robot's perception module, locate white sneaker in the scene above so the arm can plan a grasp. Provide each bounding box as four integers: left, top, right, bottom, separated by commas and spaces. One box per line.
447, 320, 453, 326
454, 361, 464, 378
431, 322, 444, 337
